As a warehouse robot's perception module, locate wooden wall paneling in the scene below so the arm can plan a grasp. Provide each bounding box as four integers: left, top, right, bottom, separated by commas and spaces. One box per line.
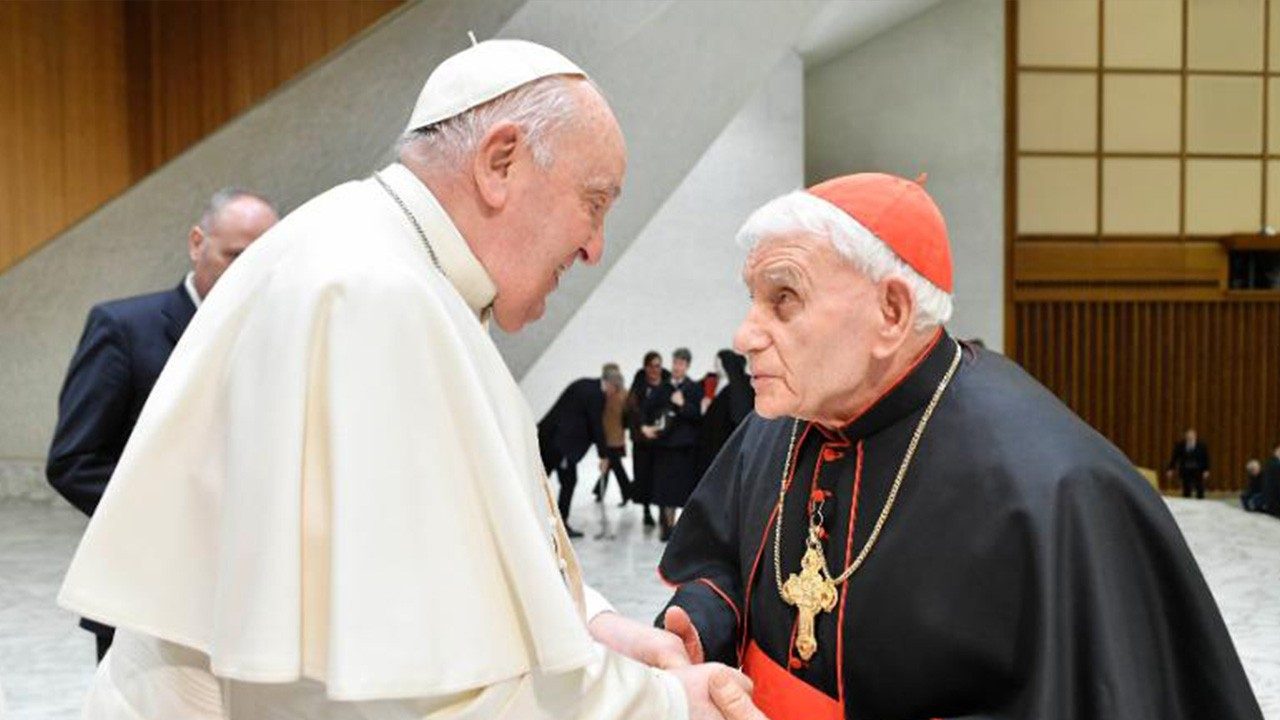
1047, 303, 1060, 401
153, 1, 198, 162
1227, 305, 1242, 484
61, 1, 132, 226
122, 0, 157, 178
1266, 305, 1276, 453
14, 3, 68, 267
0, 1, 19, 268
1014, 240, 1227, 287
1262, 304, 1274, 462
1142, 302, 1153, 484
1106, 302, 1117, 438
1241, 304, 1253, 475
0, 0, 403, 275
1013, 298, 1279, 492
1159, 301, 1172, 487
1245, 302, 1254, 477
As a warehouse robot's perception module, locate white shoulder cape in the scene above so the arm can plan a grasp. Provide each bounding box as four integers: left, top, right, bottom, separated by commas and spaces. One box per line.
58, 168, 597, 701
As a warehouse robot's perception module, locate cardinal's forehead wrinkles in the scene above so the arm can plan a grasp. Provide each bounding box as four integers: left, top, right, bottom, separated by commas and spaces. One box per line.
761, 265, 804, 288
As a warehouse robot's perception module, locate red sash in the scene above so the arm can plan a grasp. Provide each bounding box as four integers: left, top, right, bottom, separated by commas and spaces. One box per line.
742, 640, 843, 720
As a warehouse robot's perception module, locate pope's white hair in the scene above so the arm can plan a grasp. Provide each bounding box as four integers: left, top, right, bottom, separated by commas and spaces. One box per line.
736, 190, 953, 330
397, 74, 586, 171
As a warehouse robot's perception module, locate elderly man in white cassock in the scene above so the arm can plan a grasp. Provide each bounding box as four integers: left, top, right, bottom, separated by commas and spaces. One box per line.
58, 40, 766, 720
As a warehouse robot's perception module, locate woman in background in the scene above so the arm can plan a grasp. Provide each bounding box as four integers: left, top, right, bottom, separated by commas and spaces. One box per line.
695, 349, 754, 479
626, 351, 667, 528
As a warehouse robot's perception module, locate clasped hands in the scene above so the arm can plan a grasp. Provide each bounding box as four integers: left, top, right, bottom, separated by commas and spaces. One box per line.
589, 608, 767, 720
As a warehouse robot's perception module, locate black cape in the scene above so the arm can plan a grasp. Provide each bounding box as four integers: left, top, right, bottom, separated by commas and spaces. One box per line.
659, 332, 1261, 720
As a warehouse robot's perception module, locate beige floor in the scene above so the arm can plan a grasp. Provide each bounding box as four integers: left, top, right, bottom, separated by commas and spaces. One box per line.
0, 494, 1275, 719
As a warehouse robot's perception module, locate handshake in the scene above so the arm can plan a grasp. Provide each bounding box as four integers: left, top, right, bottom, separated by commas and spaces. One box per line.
589, 606, 768, 720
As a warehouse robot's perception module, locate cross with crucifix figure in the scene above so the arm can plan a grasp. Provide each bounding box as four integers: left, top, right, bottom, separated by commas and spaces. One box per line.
780, 528, 839, 661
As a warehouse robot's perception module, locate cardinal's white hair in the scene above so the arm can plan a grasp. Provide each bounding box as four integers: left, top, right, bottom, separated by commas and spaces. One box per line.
735, 190, 953, 330
397, 74, 586, 171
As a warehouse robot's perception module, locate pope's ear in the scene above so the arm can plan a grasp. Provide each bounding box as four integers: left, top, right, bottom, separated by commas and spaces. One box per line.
472, 120, 521, 210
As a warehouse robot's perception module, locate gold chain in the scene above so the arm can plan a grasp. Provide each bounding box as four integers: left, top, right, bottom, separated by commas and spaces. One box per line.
773, 342, 963, 594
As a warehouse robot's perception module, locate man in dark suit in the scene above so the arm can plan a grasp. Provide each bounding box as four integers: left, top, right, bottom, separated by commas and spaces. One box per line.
46, 187, 278, 661
1166, 428, 1211, 499
538, 367, 616, 538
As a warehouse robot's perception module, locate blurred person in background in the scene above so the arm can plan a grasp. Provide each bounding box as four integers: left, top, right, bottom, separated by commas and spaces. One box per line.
539, 367, 615, 538
628, 350, 668, 528
651, 347, 703, 541
593, 363, 634, 506
1264, 442, 1280, 518
695, 349, 754, 479
1241, 459, 1265, 512
1166, 427, 1210, 499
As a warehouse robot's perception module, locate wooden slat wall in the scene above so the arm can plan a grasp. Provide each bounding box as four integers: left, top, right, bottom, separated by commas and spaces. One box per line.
0, 1, 133, 271
1014, 299, 1280, 493
0, 0, 401, 275
134, 0, 402, 170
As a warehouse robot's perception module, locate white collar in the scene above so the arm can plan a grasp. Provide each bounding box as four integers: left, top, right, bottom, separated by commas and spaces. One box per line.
183, 272, 202, 309
375, 163, 498, 320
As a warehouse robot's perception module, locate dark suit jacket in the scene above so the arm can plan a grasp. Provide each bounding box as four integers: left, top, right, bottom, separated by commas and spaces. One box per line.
46, 282, 195, 635
627, 370, 671, 449
537, 378, 607, 467
654, 377, 704, 449
1167, 441, 1210, 477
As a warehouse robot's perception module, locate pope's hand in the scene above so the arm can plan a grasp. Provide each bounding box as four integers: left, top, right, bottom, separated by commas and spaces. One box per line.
588, 611, 691, 669
669, 664, 759, 720
663, 606, 705, 663
710, 667, 770, 720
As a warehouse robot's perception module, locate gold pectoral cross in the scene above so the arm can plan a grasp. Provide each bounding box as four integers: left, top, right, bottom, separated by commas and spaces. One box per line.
779, 526, 839, 661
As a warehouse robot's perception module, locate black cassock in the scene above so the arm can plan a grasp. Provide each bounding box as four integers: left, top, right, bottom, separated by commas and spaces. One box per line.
659, 332, 1261, 720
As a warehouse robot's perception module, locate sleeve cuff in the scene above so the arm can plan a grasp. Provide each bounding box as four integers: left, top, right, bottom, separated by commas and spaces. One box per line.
655, 668, 689, 720
582, 583, 616, 622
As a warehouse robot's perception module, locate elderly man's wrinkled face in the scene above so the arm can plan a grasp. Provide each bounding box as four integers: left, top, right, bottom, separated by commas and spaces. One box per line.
492, 81, 626, 331
734, 231, 882, 424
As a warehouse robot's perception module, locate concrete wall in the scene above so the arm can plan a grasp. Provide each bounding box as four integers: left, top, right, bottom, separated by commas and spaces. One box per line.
805, 0, 1005, 349
521, 53, 804, 419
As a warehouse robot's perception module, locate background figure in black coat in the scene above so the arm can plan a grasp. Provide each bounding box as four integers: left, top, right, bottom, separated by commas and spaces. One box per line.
696, 349, 755, 478
627, 351, 669, 528
538, 372, 613, 537
1166, 428, 1211, 499
45, 188, 278, 662
1241, 459, 1265, 511
650, 347, 703, 541
1263, 443, 1280, 518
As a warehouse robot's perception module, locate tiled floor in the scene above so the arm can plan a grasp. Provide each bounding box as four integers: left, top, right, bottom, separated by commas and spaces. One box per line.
0, 494, 1275, 718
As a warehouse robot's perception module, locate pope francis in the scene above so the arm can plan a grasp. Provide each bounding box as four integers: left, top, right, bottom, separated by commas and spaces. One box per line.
58, 40, 761, 720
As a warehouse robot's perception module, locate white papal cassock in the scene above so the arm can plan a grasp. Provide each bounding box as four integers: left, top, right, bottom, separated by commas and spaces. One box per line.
58, 163, 687, 719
